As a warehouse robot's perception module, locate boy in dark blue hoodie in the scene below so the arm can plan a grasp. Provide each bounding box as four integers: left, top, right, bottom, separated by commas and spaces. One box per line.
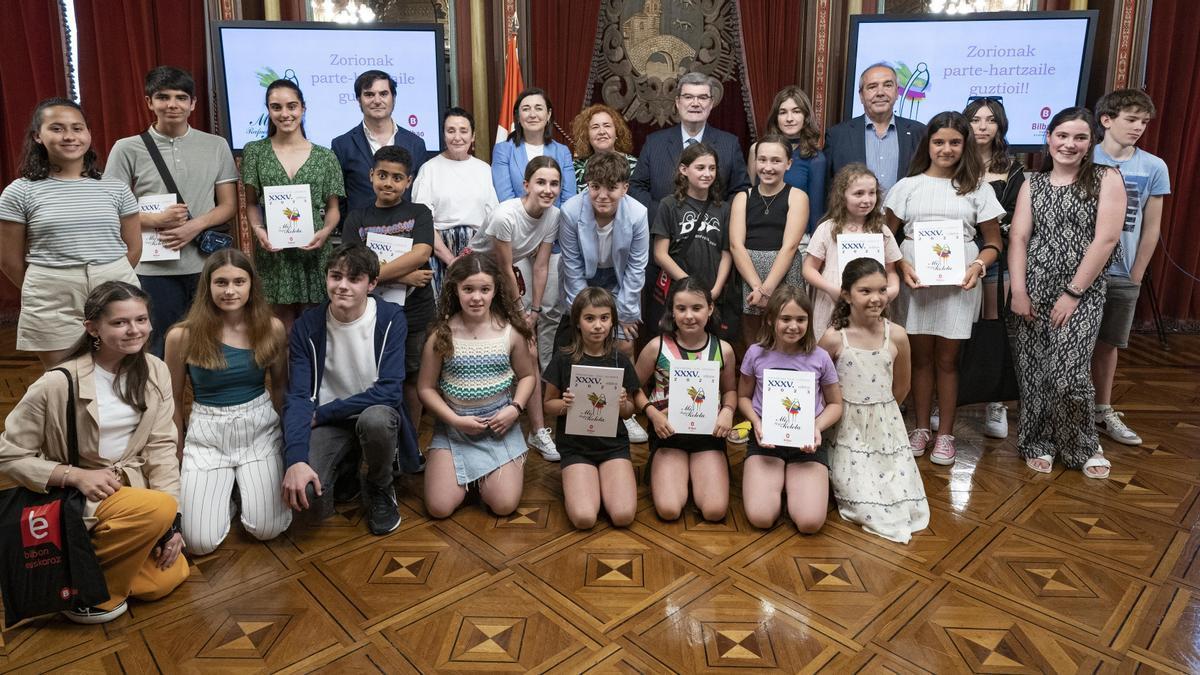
281, 243, 421, 535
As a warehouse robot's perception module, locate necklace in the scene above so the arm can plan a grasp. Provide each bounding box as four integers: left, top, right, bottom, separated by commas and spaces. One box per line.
759, 186, 783, 215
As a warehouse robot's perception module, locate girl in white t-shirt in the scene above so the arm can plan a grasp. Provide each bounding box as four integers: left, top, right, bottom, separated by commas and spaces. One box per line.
0, 98, 141, 367
465, 155, 563, 461
883, 112, 1005, 466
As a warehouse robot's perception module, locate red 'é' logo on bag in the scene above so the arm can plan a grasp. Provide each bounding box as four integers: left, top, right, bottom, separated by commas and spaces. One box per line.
21, 501, 63, 550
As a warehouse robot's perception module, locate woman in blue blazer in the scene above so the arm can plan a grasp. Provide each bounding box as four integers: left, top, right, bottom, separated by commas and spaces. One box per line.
492, 87, 577, 381
492, 87, 578, 206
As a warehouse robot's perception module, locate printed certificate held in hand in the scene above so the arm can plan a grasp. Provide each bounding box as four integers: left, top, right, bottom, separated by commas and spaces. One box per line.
668, 360, 720, 435
912, 219, 965, 285
364, 232, 414, 305
263, 185, 313, 250
137, 194, 180, 262
760, 369, 816, 448
564, 365, 624, 438
836, 232, 885, 277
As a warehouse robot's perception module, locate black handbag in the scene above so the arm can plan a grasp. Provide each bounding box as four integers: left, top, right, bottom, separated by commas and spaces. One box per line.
957, 275, 1021, 406
0, 369, 109, 627
139, 131, 234, 254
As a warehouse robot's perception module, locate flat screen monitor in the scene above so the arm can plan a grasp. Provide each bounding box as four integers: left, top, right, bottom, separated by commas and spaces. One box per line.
211, 21, 447, 153
845, 11, 1098, 150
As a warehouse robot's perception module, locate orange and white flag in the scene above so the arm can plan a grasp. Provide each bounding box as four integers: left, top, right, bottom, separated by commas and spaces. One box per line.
495, 33, 524, 145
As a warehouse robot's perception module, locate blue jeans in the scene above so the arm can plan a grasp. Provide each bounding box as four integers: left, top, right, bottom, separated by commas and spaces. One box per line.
138, 273, 200, 358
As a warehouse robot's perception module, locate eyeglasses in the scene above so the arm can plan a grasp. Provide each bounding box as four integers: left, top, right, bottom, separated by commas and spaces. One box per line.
678, 94, 712, 103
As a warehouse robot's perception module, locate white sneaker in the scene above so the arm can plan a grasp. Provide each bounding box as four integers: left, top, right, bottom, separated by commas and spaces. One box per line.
1096, 408, 1142, 445
624, 416, 649, 443
930, 405, 940, 432
984, 402, 1009, 439
64, 601, 127, 624
528, 427, 561, 461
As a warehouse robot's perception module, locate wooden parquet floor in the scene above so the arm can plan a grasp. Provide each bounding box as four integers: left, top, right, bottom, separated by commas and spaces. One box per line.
1, 330, 1198, 673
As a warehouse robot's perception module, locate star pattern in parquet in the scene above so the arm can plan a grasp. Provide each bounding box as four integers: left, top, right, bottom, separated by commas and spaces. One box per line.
0, 331, 1198, 673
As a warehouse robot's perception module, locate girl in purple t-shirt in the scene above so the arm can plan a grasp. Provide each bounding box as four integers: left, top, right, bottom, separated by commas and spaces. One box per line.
737, 286, 843, 532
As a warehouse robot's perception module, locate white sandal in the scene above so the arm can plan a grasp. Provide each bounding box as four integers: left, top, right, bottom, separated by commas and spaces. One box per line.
1025, 454, 1053, 474
1083, 447, 1111, 480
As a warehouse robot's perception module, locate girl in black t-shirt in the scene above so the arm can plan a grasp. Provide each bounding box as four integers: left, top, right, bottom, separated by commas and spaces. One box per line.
542, 288, 640, 529
649, 142, 736, 339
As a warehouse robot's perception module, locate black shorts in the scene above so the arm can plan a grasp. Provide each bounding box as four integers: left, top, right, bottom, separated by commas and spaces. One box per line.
405, 326, 427, 379
746, 434, 830, 467
560, 446, 632, 468
649, 428, 728, 455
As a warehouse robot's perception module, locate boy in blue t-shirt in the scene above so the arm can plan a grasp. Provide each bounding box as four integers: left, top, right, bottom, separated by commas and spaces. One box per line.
1091, 89, 1171, 446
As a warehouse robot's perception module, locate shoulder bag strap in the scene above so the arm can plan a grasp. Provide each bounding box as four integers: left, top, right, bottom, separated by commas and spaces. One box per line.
139, 131, 184, 205
49, 368, 79, 466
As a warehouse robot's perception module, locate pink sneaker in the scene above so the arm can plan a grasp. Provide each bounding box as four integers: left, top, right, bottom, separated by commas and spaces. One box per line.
930, 435, 957, 465
908, 428, 931, 457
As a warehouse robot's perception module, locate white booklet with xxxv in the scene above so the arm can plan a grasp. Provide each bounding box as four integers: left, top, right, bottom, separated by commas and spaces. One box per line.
667, 359, 720, 435
263, 184, 313, 250
912, 219, 965, 285
564, 365, 624, 438
760, 368, 816, 448
137, 194, 180, 262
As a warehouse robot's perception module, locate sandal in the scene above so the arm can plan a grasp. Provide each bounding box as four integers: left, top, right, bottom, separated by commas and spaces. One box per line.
1083, 447, 1111, 480
929, 435, 956, 466
1025, 454, 1054, 474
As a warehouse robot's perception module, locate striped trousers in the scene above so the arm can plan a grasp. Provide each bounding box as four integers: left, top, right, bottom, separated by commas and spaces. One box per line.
180, 392, 292, 554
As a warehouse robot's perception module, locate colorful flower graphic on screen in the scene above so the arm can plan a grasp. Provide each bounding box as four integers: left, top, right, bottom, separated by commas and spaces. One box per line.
896, 61, 930, 118
587, 392, 607, 412
781, 397, 804, 416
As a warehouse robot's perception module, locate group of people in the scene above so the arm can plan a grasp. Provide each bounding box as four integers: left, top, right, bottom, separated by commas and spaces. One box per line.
0, 60, 1168, 624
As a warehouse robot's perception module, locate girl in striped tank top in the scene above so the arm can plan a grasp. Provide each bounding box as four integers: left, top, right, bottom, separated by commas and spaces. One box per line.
634, 278, 737, 522
418, 254, 537, 519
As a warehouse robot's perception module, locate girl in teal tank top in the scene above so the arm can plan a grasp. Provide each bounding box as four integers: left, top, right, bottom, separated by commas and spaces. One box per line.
634, 278, 738, 523
165, 250, 292, 555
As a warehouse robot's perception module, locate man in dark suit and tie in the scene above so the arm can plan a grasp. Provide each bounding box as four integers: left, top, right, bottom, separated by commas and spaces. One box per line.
630, 71, 750, 220
332, 70, 429, 219
825, 63, 925, 194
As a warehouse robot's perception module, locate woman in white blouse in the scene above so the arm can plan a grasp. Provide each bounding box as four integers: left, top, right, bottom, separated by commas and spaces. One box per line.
411, 106, 499, 296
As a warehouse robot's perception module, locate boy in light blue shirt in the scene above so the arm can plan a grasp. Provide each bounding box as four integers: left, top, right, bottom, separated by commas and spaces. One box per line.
1090, 89, 1171, 446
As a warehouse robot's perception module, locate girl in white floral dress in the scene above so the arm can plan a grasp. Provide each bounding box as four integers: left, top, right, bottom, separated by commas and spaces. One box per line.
819, 258, 929, 543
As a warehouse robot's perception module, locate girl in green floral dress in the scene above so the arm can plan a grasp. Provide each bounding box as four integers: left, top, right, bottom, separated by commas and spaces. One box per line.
243, 79, 344, 328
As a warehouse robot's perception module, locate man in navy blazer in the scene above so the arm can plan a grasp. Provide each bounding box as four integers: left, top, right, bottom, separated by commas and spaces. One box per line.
630, 72, 750, 220
331, 70, 429, 220
824, 63, 926, 194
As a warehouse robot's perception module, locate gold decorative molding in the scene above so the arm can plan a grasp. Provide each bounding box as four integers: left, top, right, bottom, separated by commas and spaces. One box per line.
811, 0, 832, 136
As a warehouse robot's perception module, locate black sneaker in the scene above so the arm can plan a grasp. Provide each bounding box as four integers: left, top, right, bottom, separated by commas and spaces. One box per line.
366, 484, 402, 535
63, 600, 127, 624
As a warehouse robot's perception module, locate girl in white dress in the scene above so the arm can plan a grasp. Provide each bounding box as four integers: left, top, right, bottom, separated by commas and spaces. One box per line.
820, 258, 928, 543
884, 111, 1004, 465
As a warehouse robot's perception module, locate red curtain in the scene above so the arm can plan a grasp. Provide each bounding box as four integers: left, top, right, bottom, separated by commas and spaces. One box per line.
529, 0, 603, 146
1142, 0, 1200, 321
74, 0, 211, 164
0, 1, 68, 310
0, 1, 68, 186
736, 0, 804, 138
